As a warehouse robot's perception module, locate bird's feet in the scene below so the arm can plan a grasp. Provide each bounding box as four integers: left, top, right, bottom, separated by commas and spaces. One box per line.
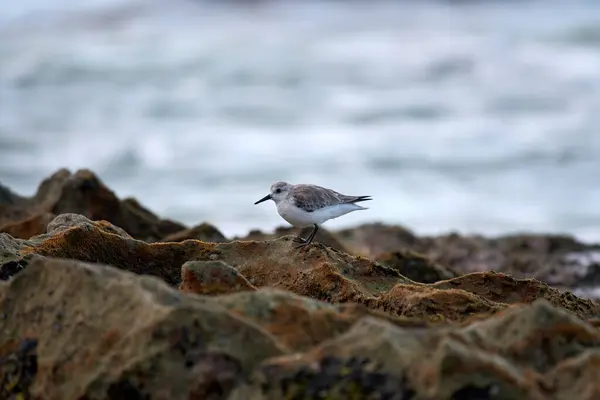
292, 225, 318, 250
293, 236, 311, 249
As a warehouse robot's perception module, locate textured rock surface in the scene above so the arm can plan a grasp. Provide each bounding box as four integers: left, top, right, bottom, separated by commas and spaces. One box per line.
235, 299, 600, 400
5, 257, 600, 399
0, 257, 285, 400
5, 170, 600, 291
0, 212, 54, 242
238, 225, 350, 253
179, 260, 257, 295
212, 289, 427, 352
336, 223, 600, 290
0, 169, 185, 241
2, 171, 600, 399
375, 250, 456, 283
163, 222, 227, 243
3, 213, 599, 324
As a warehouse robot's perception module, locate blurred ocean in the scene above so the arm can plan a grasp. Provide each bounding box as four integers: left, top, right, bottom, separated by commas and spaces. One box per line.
1, 0, 600, 241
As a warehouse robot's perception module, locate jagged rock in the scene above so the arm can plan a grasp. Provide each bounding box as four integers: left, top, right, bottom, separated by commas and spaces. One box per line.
237, 225, 350, 253
335, 222, 420, 258
179, 260, 257, 295
547, 350, 600, 400
371, 284, 506, 323
0, 257, 285, 399
239, 299, 599, 399
2, 245, 600, 398
0, 233, 34, 281
431, 271, 600, 317
3, 218, 598, 324
212, 288, 427, 352
375, 250, 456, 283
163, 223, 227, 243
46, 212, 133, 238
0, 212, 54, 242
0, 182, 25, 206
20, 224, 411, 300
0, 169, 185, 241
335, 223, 600, 292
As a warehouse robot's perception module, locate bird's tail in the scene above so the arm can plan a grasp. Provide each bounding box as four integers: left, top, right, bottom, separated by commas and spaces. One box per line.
352, 196, 372, 203
349, 195, 372, 210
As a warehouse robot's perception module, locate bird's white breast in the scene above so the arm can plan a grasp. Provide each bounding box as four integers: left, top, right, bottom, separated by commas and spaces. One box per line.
276, 200, 365, 227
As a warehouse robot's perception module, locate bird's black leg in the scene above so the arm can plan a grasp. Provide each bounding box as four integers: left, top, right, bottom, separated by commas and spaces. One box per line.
295, 224, 318, 249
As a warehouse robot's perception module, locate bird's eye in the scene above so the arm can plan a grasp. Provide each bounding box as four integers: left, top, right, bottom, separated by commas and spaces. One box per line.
275, 188, 281, 193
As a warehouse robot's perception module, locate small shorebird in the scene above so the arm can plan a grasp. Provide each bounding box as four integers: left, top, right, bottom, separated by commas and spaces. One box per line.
254, 181, 372, 248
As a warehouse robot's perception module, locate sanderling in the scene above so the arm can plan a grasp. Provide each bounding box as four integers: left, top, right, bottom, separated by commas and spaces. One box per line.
254, 181, 372, 248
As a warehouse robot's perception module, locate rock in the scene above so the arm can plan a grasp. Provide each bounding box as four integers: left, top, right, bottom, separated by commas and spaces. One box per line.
335, 222, 420, 258
548, 350, 600, 400
544, 249, 600, 289
371, 284, 505, 323
236, 353, 417, 400
459, 298, 600, 375
0, 338, 38, 399
212, 288, 427, 352
0, 257, 285, 399
0, 212, 54, 241
179, 260, 257, 295
19, 223, 411, 298
431, 271, 600, 316
0, 233, 35, 281
0, 256, 33, 281
237, 225, 350, 253
3, 231, 600, 398
163, 223, 227, 243
239, 299, 599, 399
46, 213, 133, 238
375, 250, 456, 283
0, 182, 25, 206
335, 223, 600, 290
0, 169, 185, 241
6, 218, 599, 323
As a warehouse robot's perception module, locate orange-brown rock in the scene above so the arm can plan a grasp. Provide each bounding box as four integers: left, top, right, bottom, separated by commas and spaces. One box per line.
371, 284, 505, 323
0, 168, 185, 241
237, 225, 350, 253
163, 222, 227, 243
213, 288, 427, 352
3, 217, 600, 399
431, 271, 599, 313
179, 260, 257, 295
0, 212, 54, 241
4, 213, 599, 324
18, 219, 410, 300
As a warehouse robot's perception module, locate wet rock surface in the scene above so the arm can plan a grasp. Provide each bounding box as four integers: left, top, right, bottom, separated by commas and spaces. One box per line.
2, 170, 600, 399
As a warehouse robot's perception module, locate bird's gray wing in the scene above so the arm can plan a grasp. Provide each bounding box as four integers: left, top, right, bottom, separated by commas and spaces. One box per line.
291, 185, 370, 212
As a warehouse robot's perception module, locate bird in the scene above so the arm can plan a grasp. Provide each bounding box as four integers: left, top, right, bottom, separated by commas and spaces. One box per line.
254, 181, 372, 248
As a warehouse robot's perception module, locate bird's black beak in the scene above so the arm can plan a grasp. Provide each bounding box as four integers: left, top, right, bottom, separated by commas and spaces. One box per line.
254, 194, 272, 205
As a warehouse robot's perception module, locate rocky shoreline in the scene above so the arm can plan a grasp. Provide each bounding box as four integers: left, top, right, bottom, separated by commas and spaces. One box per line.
2, 169, 600, 399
